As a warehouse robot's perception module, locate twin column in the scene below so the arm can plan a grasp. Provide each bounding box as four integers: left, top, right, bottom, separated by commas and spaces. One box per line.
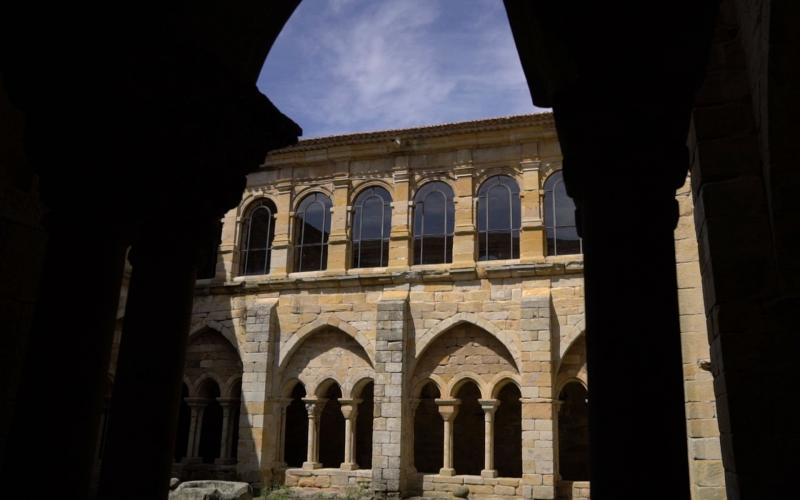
183, 397, 239, 463
302, 398, 362, 470
435, 398, 499, 477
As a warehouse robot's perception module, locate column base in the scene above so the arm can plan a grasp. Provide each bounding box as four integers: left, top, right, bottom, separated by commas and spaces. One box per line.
340, 463, 359, 471
182, 457, 203, 465
439, 467, 456, 476
214, 458, 237, 466
302, 461, 322, 470
481, 469, 498, 478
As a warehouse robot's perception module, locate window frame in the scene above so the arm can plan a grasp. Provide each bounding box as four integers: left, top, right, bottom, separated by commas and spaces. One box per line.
543, 171, 582, 256
351, 186, 392, 269
412, 181, 455, 265
293, 192, 333, 272
476, 174, 521, 261
238, 198, 277, 277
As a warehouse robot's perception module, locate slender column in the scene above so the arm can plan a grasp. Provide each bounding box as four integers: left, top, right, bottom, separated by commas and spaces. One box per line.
98, 221, 206, 500
216, 397, 238, 463
184, 398, 209, 462
479, 399, 500, 478
339, 399, 361, 470
275, 398, 292, 465
302, 398, 325, 469
436, 399, 460, 476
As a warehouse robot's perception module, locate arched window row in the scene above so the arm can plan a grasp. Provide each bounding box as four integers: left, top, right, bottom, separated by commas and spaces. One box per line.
235, 173, 578, 276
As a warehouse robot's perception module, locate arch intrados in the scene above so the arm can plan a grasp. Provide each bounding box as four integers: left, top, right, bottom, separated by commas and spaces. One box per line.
224, 375, 242, 398
350, 377, 375, 399
557, 377, 588, 396
451, 376, 484, 399
315, 378, 342, 398
413, 375, 445, 399
194, 374, 223, 398
293, 188, 333, 210
352, 183, 393, 205
413, 178, 455, 199
489, 374, 522, 399
188, 325, 242, 360
448, 372, 489, 399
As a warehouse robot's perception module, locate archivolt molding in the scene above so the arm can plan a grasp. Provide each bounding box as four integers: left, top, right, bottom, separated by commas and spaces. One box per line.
538, 161, 563, 188
191, 372, 225, 398
489, 372, 523, 398
448, 372, 491, 399
414, 313, 521, 371
277, 315, 375, 371
350, 179, 395, 204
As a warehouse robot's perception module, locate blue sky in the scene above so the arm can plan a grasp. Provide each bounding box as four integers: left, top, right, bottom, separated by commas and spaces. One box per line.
257, 0, 544, 138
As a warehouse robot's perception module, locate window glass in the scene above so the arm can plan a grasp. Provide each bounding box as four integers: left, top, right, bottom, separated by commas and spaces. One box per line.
413, 182, 454, 265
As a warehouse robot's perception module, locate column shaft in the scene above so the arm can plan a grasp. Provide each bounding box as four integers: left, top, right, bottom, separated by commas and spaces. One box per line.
1, 219, 127, 496
98, 223, 201, 500
479, 399, 499, 477
219, 404, 231, 460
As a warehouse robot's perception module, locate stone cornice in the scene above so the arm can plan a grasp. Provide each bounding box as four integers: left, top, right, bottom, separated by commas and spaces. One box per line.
194, 258, 583, 297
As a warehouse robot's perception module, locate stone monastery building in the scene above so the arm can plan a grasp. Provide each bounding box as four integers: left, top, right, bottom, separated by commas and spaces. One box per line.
162, 113, 724, 499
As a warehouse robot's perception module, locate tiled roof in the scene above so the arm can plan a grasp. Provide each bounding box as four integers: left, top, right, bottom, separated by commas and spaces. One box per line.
269, 112, 554, 154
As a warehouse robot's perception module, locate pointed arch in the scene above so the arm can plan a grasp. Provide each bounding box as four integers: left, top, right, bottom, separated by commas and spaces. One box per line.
189, 323, 241, 359
414, 313, 521, 371
278, 316, 375, 370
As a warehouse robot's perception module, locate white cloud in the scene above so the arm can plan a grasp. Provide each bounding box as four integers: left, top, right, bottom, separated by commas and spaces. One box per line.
260, 0, 538, 137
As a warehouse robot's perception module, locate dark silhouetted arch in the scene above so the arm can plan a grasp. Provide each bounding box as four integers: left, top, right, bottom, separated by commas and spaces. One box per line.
318, 383, 345, 468
558, 382, 589, 480
197, 379, 222, 464
453, 381, 483, 475
284, 382, 307, 467
414, 381, 443, 473
495, 383, 522, 477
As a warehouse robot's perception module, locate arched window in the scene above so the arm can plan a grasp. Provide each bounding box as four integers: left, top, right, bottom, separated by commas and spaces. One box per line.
294, 192, 332, 272
413, 181, 454, 265
239, 199, 277, 276
413, 381, 443, 473
543, 171, 582, 255
351, 186, 392, 268
477, 175, 521, 261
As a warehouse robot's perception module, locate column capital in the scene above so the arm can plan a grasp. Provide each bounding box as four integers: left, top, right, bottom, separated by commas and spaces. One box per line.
478, 399, 500, 414
184, 397, 211, 408
215, 397, 239, 407
435, 399, 461, 420
302, 398, 327, 417
338, 399, 362, 419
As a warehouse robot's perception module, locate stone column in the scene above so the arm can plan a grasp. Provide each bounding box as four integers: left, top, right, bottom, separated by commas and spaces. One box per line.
339, 399, 362, 470
519, 157, 544, 262
185, 398, 209, 462
452, 159, 475, 268
275, 398, 292, 466
302, 398, 325, 469
519, 293, 556, 499
237, 299, 279, 485
372, 299, 409, 498
388, 162, 411, 270
436, 400, 460, 476
479, 399, 500, 478
98, 220, 208, 500
216, 397, 239, 463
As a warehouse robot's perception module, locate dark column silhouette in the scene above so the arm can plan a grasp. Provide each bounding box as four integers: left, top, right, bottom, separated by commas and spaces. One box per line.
504, 2, 720, 498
